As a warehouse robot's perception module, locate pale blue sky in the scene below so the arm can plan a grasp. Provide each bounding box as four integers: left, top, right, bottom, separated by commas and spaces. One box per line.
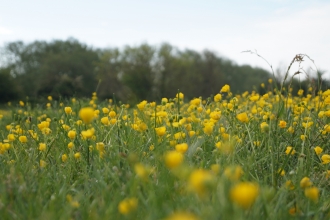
1, 0, 329, 77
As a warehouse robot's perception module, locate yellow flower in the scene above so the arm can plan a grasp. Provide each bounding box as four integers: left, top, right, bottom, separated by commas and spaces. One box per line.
189, 169, 214, 197
314, 146, 323, 155
102, 107, 109, 114
81, 128, 95, 139
155, 126, 166, 137
7, 134, 15, 142
109, 111, 116, 118
68, 130, 76, 140
176, 92, 184, 100
260, 122, 269, 132
38, 143, 46, 151
278, 120, 287, 128
285, 146, 296, 155
304, 187, 319, 203
164, 212, 199, 220
321, 154, 330, 164
62, 154, 68, 162
278, 168, 285, 176
285, 180, 295, 190
220, 84, 230, 93
224, 166, 243, 181
19, 135, 28, 143
300, 177, 312, 189
40, 159, 47, 168
175, 143, 188, 154
165, 151, 183, 169
137, 100, 147, 110
79, 107, 95, 124
249, 94, 259, 101
74, 152, 81, 159
300, 135, 306, 141
68, 142, 74, 149
211, 164, 220, 174
214, 94, 222, 102
100, 117, 110, 125
203, 122, 214, 135
134, 163, 149, 180
230, 182, 259, 209
118, 198, 138, 215
64, 107, 72, 114
236, 112, 249, 123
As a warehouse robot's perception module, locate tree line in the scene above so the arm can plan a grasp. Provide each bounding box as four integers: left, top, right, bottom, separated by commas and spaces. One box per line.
0, 38, 326, 104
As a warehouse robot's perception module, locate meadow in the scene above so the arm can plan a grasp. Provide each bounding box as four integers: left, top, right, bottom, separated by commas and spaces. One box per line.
0, 81, 330, 220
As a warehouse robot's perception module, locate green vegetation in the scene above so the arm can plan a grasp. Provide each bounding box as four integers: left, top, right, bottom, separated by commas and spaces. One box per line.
1, 39, 325, 104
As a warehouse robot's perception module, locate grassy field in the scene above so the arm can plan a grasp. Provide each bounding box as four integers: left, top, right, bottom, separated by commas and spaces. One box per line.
0, 82, 330, 220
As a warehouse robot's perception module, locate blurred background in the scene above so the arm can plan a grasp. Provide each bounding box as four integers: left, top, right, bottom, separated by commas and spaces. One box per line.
0, 0, 329, 103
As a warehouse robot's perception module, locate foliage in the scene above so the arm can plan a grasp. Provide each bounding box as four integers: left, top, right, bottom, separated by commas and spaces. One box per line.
0, 81, 330, 219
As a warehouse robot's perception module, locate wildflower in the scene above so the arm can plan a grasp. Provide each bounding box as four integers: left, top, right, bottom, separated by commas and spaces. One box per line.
175, 143, 188, 154
278, 120, 287, 128
38, 143, 46, 151
300, 135, 306, 141
300, 177, 312, 189
155, 126, 166, 137
64, 107, 73, 114
134, 163, 149, 181
137, 100, 147, 110
203, 122, 214, 135
285, 146, 296, 155
285, 180, 295, 190
81, 128, 95, 139
297, 89, 304, 96
220, 84, 230, 93
68, 130, 76, 140
164, 212, 199, 220
304, 187, 319, 203
314, 146, 323, 155
321, 154, 330, 164
19, 101, 24, 106
189, 169, 215, 197
40, 160, 47, 168
101, 116, 110, 125
326, 170, 330, 179
249, 94, 259, 101
109, 111, 116, 118
211, 164, 220, 174
176, 92, 184, 100
278, 169, 285, 176
62, 154, 68, 162
236, 112, 249, 123
19, 135, 27, 143
79, 107, 95, 124
230, 182, 259, 209
287, 126, 294, 134
214, 94, 222, 102
68, 142, 74, 149
224, 166, 243, 181
161, 98, 168, 104
102, 107, 109, 114
7, 134, 15, 142
118, 197, 138, 215
165, 151, 183, 169
74, 152, 81, 160
289, 207, 299, 216
174, 132, 185, 140
260, 122, 269, 132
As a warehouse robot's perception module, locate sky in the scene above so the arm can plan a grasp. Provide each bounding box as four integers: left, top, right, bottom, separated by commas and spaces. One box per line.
0, 0, 329, 78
